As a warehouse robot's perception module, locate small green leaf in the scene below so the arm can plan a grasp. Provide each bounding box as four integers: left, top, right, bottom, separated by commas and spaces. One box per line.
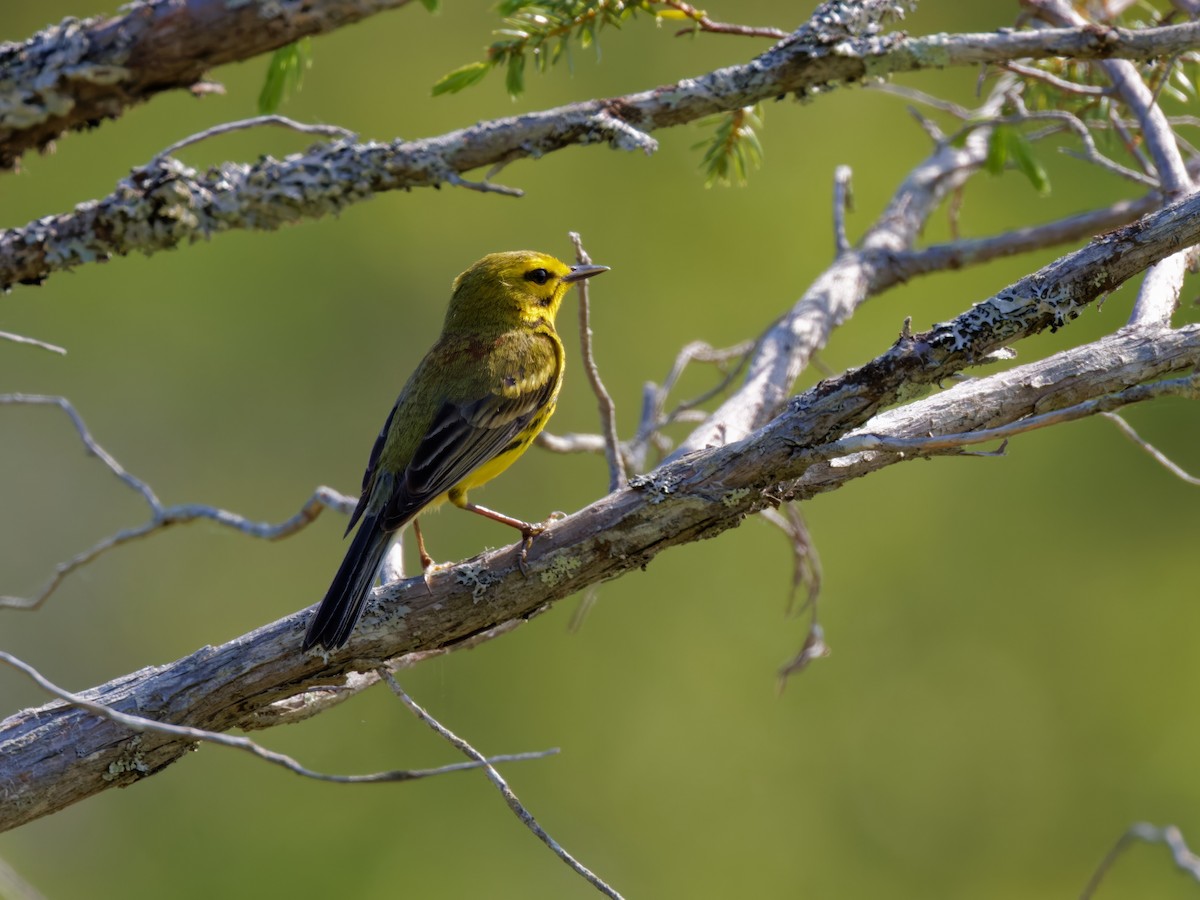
418, 0, 439, 10
505, 52, 526, 98
431, 61, 492, 96
258, 38, 312, 115
984, 125, 1009, 175
1006, 128, 1051, 195
696, 105, 764, 187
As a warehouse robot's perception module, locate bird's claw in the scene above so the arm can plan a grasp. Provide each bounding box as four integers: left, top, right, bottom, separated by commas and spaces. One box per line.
515, 512, 565, 576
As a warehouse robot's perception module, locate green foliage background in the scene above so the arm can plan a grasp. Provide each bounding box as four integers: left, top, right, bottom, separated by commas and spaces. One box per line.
1, 2, 1198, 897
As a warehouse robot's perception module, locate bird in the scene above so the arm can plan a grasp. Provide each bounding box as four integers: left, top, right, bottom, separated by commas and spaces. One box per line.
302, 250, 608, 651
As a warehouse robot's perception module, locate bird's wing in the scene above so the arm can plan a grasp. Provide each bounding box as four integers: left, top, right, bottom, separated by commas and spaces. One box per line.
344, 401, 398, 535
379, 378, 555, 530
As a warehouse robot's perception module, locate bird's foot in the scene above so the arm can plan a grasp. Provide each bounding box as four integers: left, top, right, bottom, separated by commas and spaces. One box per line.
516, 511, 567, 576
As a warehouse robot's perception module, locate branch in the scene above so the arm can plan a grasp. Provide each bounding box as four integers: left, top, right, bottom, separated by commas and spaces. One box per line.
382, 672, 623, 900
671, 76, 1013, 457
5, 182, 1200, 829
10, 15, 1200, 289
0, 651, 555, 784
1025, 0, 1195, 328
659, 1, 787, 39
826, 372, 1198, 457
0, 330, 66, 355
0, 0, 420, 168
0, 393, 353, 610
569, 231, 625, 492
1082, 823, 1200, 899
1102, 412, 1200, 485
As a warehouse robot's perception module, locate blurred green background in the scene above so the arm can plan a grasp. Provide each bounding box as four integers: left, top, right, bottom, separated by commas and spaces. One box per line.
2, 2, 1199, 897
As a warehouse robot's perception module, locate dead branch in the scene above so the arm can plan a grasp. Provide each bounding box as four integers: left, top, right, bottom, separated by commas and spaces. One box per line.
4, 190, 1200, 830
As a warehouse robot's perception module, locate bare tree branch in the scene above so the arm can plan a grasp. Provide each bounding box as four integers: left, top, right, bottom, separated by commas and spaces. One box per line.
10, 12, 1200, 289
0, 651, 555, 784
1102, 412, 1200, 486
659, 0, 788, 40
891, 193, 1164, 278
0, 0, 420, 168
568, 231, 624, 492
1081, 823, 1200, 899
671, 77, 1014, 457
0, 393, 353, 610
0, 856, 44, 900
826, 372, 1198, 457
1025, 0, 1194, 329
0, 331, 66, 355
381, 671, 623, 900
147, 115, 357, 167
4, 183, 1200, 829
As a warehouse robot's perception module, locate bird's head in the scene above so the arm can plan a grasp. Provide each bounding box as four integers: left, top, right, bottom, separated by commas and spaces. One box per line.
445, 250, 608, 332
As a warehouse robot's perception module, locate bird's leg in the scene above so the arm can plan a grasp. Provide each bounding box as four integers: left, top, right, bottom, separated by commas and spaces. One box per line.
412, 518, 436, 571
462, 502, 556, 574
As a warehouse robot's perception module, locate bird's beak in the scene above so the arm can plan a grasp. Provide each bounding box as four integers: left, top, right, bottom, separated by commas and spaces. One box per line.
562, 264, 609, 283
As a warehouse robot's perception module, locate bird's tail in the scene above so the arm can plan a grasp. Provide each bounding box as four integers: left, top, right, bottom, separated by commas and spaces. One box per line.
302, 514, 393, 651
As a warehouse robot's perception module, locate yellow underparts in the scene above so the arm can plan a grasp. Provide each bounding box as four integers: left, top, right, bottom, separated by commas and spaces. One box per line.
447, 403, 555, 509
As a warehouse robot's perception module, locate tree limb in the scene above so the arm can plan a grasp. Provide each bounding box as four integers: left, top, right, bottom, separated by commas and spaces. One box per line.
0, 0, 420, 168
4, 188, 1200, 831
8, 11, 1200, 288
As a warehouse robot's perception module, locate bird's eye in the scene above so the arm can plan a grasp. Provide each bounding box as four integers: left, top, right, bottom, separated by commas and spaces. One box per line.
524, 268, 551, 285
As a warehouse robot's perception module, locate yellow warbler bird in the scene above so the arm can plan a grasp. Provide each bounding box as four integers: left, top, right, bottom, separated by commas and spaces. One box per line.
303, 250, 608, 651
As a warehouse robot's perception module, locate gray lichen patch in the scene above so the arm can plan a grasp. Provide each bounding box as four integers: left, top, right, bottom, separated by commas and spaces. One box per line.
455, 561, 501, 602
538, 554, 581, 586
100, 734, 150, 782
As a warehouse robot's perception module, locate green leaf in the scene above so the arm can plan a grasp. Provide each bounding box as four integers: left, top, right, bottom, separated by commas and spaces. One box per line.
505, 52, 526, 98
1006, 128, 1051, 195
984, 125, 1049, 194
437, 0, 663, 97
984, 125, 1009, 176
696, 105, 764, 188
431, 61, 492, 96
257, 38, 312, 115
418, 0, 439, 10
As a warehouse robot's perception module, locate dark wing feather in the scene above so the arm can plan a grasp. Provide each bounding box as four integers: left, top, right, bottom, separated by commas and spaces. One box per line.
302, 507, 393, 650
380, 384, 554, 530
344, 401, 398, 536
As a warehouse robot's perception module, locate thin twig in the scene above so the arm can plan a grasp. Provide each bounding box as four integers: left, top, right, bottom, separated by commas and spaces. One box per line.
0, 651, 554, 784
0, 394, 354, 609
1029, 0, 1193, 197
893, 193, 1161, 278
1107, 105, 1158, 181
660, 0, 787, 39
568, 231, 625, 492
949, 104, 1159, 188
622, 339, 755, 470
536, 431, 610, 455
1080, 822, 1200, 899
0, 330, 66, 355
444, 171, 524, 198
661, 340, 757, 425
1102, 412, 1200, 485
776, 622, 830, 688
1000, 60, 1110, 95
147, 116, 356, 167
833, 165, 854, 255
381, 670, 624, 900
760, 502, 829, 686
763, 502, 823, 617
867, 82, 974, 118
0, 856, 44, 900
